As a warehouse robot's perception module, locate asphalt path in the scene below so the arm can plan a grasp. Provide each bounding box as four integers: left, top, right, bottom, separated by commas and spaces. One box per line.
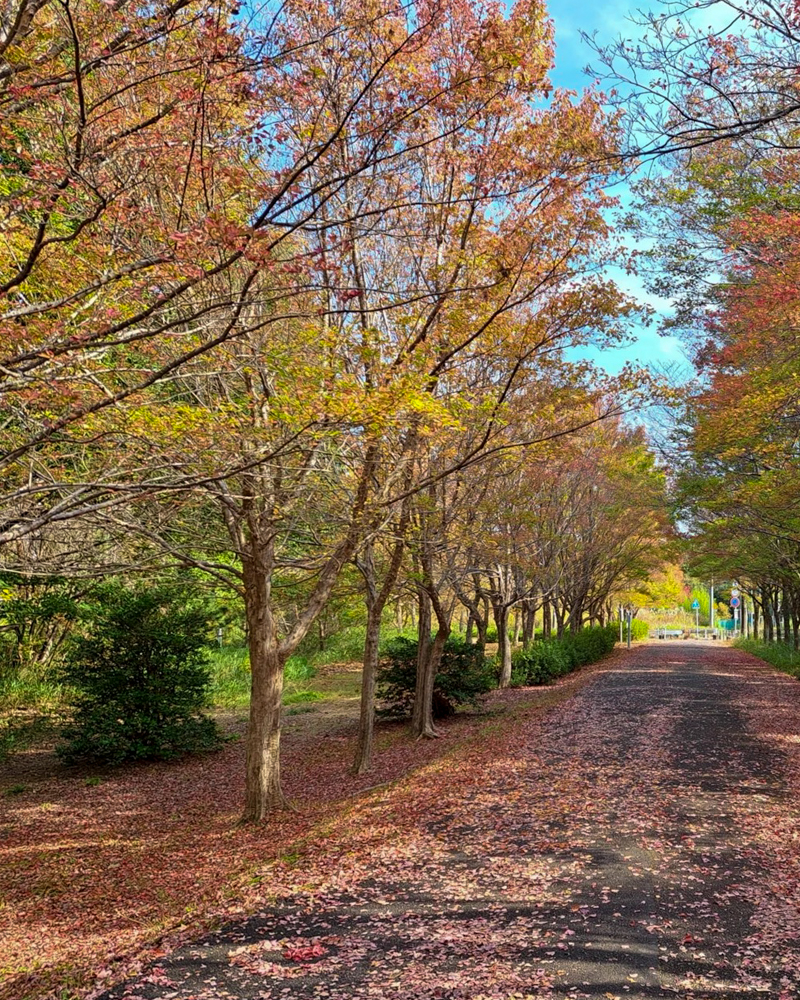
101, 642, 800, 1000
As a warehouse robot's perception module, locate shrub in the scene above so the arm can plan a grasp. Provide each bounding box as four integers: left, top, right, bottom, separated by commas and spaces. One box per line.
510, 625, 617, 686
377, 635, 495, 718
563, 624, 619, 666
630, 619, 649, 641
0, 575, 87, 708
57, 582, 222, 764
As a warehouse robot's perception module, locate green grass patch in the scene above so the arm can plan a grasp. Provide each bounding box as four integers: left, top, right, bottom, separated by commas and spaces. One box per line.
207, 647, 321, 709
207, 647, 251, 709
0, 670, 70, 711
282, 690, 324, 705
734, 637, 800, 675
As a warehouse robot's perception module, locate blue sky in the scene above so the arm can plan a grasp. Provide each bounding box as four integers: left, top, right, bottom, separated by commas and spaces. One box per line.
548, 0, 690, 376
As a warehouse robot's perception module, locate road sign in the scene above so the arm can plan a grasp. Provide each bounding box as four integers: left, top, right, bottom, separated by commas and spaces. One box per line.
730, 596, 740, 608
691, 599, 700, 609
731, 587, 740, 598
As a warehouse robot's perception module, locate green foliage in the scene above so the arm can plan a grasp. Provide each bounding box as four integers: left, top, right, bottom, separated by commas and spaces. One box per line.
377, 636, 495, 718
57, 582, 222, 765
510, 625, 618, 686
630, 619, 649, 640
0, 575, 88, 708
485, 624, 512, 643
285, 656, 316, 682
733, 638, 800, 677
682, 587, 710, 619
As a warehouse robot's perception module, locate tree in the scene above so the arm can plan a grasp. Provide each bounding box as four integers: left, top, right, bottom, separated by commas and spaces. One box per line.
589, 0, 800, 158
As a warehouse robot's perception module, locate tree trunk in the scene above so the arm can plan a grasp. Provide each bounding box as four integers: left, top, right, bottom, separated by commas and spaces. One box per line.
542, 599, 552, 638
242, 557, 289, 821
553, 600, 565, 638
784, 589, 793, 646
354, 600, 381, 774
522, 600, 535, 649
495, 603, 512, 688
764, 588, 774, 642
411, 589, 439, 738
353, 509, 408, 775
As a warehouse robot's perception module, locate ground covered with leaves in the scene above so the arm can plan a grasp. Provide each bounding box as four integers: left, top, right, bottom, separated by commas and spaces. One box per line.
0, 665, 588, 1000
6, 644, 800, 1000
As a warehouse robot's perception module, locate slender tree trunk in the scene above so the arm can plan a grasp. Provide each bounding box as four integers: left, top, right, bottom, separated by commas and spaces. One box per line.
752, 595, 760, 640
475, 615, 488, 652
242, 556, 288, 821
411, 588, 440, 737
353, 508, 409, 774
354, 599, 381, 774
495, 603, 512, 688
542, 599, 552, 639
783, 588, 791, 644
765, 588, 774, 642
465, 612, 475, 644
522, 600, 535, 649
554, 601, 565, 638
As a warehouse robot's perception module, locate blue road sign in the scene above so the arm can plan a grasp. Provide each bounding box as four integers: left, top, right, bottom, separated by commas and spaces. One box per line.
730, 596, 740, 608
691, 599, 700, 609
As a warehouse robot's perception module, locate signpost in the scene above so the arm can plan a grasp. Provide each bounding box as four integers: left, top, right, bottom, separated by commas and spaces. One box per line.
691, 598, 700, 632
731, 594, 741, 636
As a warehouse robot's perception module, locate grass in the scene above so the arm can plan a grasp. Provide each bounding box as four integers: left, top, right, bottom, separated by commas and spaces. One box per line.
282, 690, 324, 705
206, 647, 251, 708
206, 646, 330, 710
734, 637, 800, 675
0, 669, 71, 712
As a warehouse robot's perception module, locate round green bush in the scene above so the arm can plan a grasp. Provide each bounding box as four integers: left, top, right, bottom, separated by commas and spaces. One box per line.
377, 635, 495, 718
57, 582, 222, 764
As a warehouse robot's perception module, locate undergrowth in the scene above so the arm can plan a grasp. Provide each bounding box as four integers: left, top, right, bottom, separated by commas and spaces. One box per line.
734, 637, 800, 676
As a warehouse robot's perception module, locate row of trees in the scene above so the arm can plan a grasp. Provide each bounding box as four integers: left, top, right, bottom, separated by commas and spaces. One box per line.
1, 0, 671, 818
608, 2, 800, 641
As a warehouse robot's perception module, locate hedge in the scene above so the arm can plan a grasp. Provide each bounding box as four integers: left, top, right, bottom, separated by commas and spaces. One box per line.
510, 624, 618, 687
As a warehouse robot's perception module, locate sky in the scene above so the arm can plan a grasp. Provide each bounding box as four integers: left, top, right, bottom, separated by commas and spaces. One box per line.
547, 0, 691, 377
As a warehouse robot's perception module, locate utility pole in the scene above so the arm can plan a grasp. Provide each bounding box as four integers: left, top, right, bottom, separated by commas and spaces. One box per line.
710, 578, 715, 632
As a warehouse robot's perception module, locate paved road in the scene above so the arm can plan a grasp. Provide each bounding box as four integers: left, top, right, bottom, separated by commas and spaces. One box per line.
102, 643, 800, 1000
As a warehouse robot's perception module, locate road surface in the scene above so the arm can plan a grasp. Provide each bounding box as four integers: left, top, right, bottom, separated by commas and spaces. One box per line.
101, 642, 800, 1000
